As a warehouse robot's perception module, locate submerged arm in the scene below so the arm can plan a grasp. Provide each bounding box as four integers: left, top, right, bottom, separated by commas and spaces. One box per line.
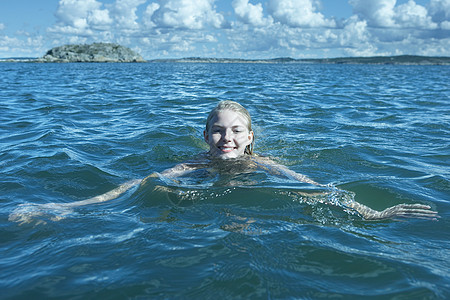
308, 187, 439, 220
253, 156, 324, 186
142, 163, 201, 187
64, 179, 143, 208
298, 190, 438, 220
159, 163, 199, 178
9, 179, 143, 224
62, 162, 199, 208
253, 157, 438, 220
10, 162, 201, 224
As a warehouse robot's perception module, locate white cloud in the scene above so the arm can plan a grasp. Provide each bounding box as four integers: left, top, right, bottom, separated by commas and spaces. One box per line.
394, 0, 437, 29
149, 0, 225, 30
373, 31, 450, 56
350, 0, 438, 29
429, 0, 450, 22
109, 0, 146, 30
0, 35, 45, 57
232, 0, 272, 27
344, 0, 450, 57
441, 20, 450, 29
49, 0, 149, 38
0, 36, 21, 48
339, 15, 370, 45
143, 2, 160, 28
349, 0, 396, 27
268, 0, 336, 28
336, 15, 380, 56
205, 34, 217, 42
88, 9, 112, 28
0, 23, 5, 31
226, 25, 279, 55
53, 0, 112, 32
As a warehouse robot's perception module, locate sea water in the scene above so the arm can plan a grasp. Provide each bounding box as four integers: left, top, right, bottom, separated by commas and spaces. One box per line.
0, 62, 449, 298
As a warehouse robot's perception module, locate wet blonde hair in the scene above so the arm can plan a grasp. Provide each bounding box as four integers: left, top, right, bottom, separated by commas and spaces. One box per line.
205, 100, 254, 155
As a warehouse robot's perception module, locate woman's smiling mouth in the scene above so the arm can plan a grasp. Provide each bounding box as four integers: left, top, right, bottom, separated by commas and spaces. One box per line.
219, 146, 236, 153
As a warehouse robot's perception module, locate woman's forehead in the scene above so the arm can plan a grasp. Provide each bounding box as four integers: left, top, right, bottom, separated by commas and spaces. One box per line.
210, 109, 249, 126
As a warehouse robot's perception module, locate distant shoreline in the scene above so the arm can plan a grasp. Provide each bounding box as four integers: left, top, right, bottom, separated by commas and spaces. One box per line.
149, 55, 450, 65
1, 55, 449, 65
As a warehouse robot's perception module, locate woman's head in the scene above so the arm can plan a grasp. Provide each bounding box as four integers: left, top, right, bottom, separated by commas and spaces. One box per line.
204, 101, 254, 159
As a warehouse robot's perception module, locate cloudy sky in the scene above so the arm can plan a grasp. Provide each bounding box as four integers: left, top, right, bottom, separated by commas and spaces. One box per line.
0, 0, 449, 59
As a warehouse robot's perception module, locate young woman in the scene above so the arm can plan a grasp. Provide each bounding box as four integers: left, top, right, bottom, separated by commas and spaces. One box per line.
9, 101, 438, 223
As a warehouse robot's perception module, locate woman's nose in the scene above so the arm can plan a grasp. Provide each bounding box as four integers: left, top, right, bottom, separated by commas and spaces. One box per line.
222, 129, 232, 141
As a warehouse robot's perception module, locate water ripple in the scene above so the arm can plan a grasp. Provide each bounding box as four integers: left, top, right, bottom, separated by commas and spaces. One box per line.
1, 63, 448, 298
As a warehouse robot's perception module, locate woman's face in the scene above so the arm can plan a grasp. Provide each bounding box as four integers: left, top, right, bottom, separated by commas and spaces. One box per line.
204, 109, 253, 159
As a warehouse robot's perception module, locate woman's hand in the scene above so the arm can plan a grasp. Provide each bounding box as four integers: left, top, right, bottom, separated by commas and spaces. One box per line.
376, 203, 439, 220
8, 202, 74, 225
362, 203, 439, 220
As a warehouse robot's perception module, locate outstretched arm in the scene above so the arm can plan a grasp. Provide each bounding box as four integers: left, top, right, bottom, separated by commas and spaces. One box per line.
299, 186, 439, 220
252, 156, 324, 186
254, 157, 438, 220
159, 163, 199, 178
9, 162, 202, 224
9, 179, 143, 224
63, 179, 143, 208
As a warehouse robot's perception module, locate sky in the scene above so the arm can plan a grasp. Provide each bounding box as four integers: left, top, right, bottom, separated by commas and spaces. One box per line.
0, 0, 449, 59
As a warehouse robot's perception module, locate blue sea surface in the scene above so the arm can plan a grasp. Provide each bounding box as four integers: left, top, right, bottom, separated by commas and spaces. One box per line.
0, 62, 449, 299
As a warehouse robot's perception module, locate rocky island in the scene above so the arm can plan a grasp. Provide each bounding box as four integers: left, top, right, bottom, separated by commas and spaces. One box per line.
37, 43, 146, 63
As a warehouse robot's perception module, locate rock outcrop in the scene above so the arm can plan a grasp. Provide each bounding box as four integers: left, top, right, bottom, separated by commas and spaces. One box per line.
39, 43, 146, 63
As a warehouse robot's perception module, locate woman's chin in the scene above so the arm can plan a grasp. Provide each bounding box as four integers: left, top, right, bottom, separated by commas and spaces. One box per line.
210, 150, 240, 160
218, 153, 238, 159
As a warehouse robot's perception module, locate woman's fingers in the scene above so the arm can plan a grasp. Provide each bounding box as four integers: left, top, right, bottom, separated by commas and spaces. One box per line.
384, 204, 439, 220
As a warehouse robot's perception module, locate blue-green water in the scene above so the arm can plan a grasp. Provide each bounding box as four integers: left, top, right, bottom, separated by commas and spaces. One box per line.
1, 62, 449, 299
